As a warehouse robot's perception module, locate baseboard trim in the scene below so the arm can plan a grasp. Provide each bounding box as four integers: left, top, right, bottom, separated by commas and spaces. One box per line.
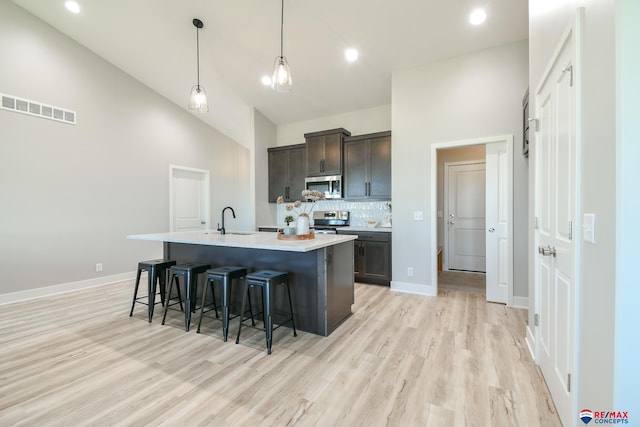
0, 271, 136, 306
511, 296, 529, 309
390, 280, 437, 297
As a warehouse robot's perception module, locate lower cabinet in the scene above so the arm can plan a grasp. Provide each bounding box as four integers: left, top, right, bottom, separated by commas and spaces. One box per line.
337, 230, 391, 285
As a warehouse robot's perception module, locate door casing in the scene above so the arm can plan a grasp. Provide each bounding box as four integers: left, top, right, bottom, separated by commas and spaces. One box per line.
169, 164, 210, 232
430, 135, 514, 305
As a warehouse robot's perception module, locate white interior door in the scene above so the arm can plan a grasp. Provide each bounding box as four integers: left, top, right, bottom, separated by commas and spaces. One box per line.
534, 23, 577, 427
485, 142, 508, 303
445, 162, 486, 272
170, 165, 210, 232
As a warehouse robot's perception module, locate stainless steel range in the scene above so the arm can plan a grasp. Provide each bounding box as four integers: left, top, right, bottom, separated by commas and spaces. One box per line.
312, 210, 350, 234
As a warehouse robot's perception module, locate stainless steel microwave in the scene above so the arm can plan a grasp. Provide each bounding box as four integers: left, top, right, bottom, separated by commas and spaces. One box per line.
305, 175, 342, 199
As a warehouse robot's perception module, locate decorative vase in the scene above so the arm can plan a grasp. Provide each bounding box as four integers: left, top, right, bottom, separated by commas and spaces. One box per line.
296, 214, 310, 235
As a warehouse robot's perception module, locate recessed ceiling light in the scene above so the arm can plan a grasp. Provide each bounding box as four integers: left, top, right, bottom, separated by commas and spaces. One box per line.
65, 1, 80, 14
261, 75, 272, 86
469, 8, 487, 25
345, 48, 359, 62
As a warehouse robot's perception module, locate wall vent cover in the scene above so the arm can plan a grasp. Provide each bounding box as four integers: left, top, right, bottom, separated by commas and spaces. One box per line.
0, 93, 76, 125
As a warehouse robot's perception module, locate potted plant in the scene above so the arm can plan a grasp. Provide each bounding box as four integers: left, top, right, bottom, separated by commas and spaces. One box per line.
284, 215, 295, 235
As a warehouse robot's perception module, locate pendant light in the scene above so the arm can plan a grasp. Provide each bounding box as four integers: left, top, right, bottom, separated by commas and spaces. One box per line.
189, 18, 208, 112
271, 0, 292, 92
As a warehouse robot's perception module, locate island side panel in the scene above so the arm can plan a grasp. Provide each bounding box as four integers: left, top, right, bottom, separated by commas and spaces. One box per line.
164, 242, 324, 335
323, 241, 355, 335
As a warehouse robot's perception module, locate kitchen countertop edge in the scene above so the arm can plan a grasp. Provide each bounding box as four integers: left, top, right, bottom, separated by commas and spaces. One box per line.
128, 230, 358, 252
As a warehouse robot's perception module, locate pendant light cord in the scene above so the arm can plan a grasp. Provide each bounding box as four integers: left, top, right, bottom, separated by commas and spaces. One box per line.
280, 0, 284, 57
196, 25, 201, 89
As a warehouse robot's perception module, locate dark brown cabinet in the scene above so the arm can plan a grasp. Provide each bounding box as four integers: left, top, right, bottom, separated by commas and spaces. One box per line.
268, 144, 306, 202
304, 128, 351, 176
343, 131, 391, 200
337, 230, 391, 285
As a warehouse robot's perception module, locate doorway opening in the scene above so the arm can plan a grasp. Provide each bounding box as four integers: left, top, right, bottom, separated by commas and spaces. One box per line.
430, 135, 513, 304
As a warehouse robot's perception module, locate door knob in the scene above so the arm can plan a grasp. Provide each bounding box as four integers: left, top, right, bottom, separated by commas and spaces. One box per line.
488, 227, 495, 233
201, 221, 206, 225
448, 220, 455, 225
538, 245, 556, 257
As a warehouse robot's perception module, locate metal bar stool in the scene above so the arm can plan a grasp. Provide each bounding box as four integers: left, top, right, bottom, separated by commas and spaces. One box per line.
235, 270, 297, 354
162, 262, 210, 331
129, 259, 177, 322
197, 266, 252, 341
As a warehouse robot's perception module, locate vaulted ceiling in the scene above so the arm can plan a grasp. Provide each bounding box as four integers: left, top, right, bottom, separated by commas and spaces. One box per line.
12, 0, 528, 138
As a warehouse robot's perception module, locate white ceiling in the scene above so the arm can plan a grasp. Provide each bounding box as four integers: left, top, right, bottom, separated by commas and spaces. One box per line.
12, 0, 528, 132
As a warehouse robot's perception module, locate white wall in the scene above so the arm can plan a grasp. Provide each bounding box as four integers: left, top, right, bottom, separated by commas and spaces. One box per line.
0, 2, 251, 296
254, 109, 278, 227
276, 105, 391, 147
614, 0, 639, 413
391, 40, 529, 297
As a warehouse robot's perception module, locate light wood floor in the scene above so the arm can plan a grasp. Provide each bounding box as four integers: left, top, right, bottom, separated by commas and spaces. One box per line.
438, 271, 486, 295
0, 280, 561, 426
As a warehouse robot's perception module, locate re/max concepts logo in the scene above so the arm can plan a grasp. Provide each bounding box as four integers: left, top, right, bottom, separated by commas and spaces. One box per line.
580, 409, 630, 424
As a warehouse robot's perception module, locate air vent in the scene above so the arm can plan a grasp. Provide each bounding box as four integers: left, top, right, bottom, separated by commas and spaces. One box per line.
0, 93, 76, 125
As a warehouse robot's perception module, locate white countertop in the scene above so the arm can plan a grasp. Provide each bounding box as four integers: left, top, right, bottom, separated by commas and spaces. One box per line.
127, 230, 357, 252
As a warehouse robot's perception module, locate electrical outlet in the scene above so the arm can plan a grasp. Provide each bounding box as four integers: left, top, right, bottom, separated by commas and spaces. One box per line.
413, 211, 424, 221
95, 263, 103, 272
407, 267, 414, 277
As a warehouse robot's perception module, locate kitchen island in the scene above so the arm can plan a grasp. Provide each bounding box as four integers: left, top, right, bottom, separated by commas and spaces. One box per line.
127, 230, 357, 336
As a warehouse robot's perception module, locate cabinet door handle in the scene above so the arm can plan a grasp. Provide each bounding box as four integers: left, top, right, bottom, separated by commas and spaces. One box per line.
286, 186, 290, 200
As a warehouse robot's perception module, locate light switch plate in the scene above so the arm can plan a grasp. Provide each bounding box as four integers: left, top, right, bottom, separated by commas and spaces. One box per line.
583, 213, 596, 244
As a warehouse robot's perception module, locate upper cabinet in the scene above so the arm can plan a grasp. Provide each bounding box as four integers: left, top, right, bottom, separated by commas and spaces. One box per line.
304, 128, 351, 176
268, 144, 306, 202
343, 131, 391, 200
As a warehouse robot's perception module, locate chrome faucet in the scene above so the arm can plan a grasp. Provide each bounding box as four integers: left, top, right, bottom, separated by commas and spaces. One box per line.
217, 206, 236, 235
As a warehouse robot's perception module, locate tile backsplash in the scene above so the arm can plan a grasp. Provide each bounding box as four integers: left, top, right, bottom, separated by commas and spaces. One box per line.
276, 200, 391, 227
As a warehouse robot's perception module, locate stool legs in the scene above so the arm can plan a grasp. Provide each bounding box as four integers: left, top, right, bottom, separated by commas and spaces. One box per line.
236, 273, 295, 355
198, 272, 252, 341
130, 268, 143, 317
162, 262, 209, 332
263, 284, 273, 354
161, 276, 184, 326
130, 264, 170, 322
146, 265, 158, 323
221, 278, 230, 341
235, 281, 250, 345
196, 279, 219, 334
